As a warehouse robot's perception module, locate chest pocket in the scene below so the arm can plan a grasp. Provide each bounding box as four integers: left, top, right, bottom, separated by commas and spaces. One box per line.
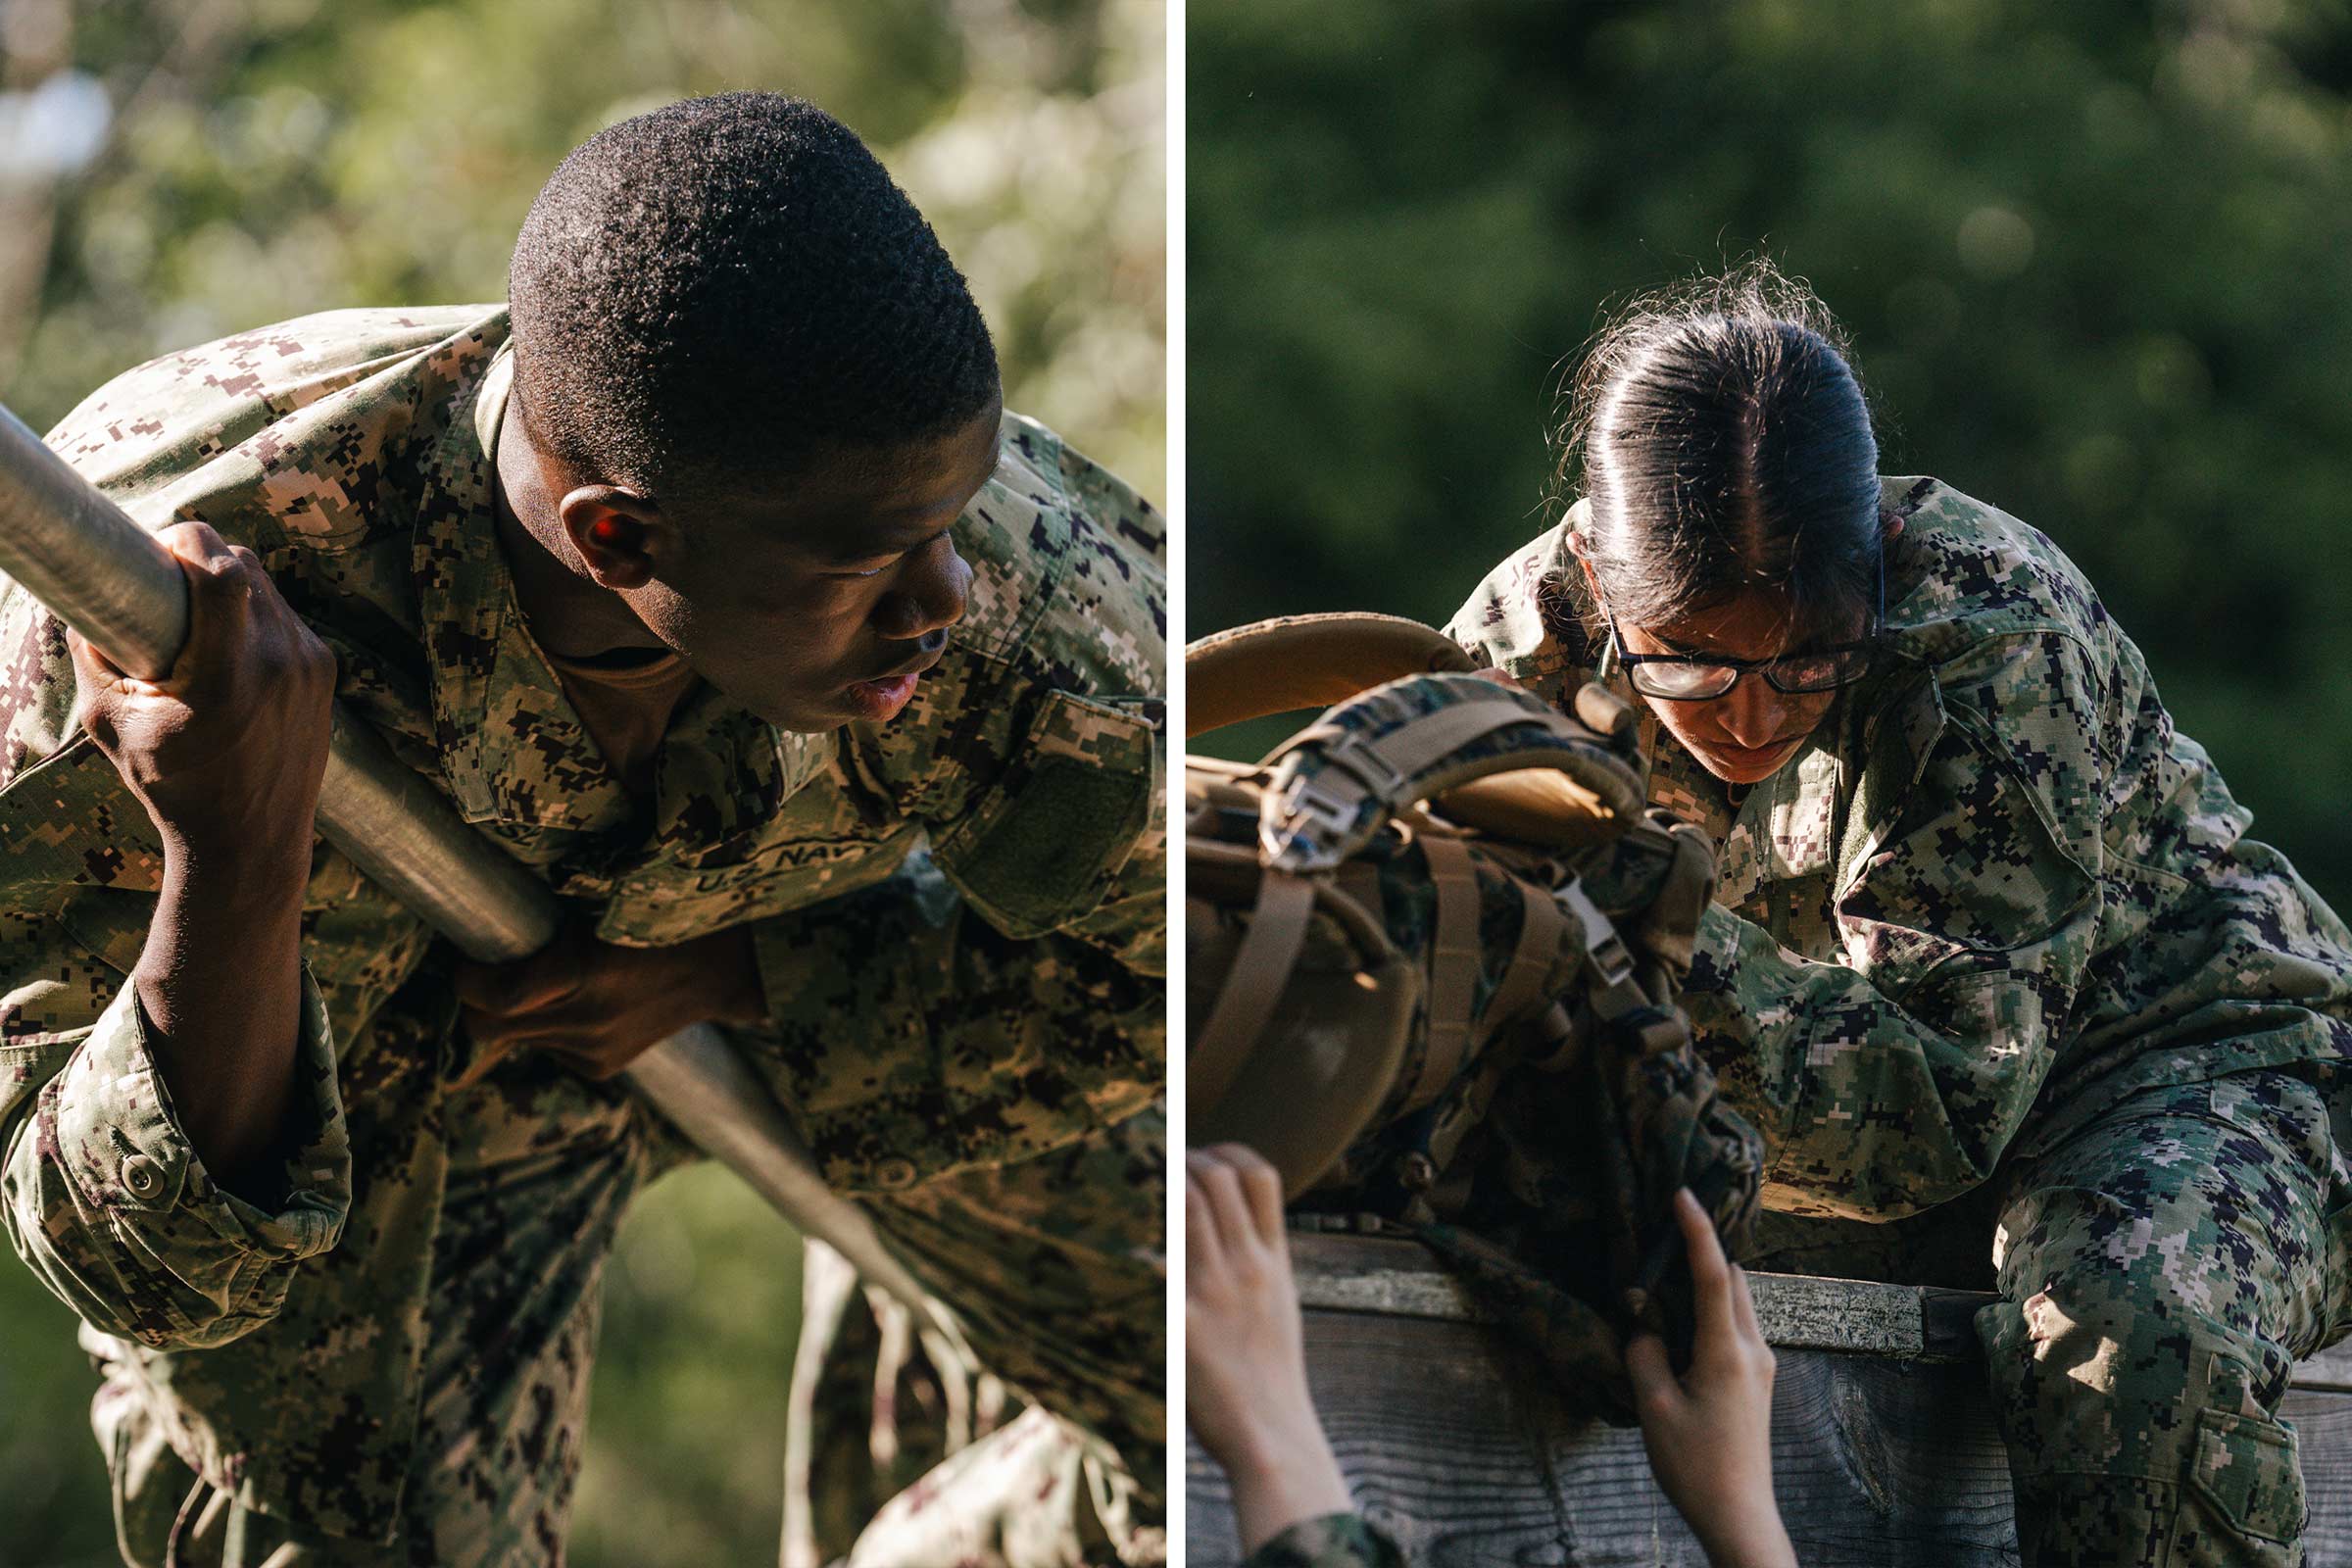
596, 771, 921, 945
932, 688, 1159, 940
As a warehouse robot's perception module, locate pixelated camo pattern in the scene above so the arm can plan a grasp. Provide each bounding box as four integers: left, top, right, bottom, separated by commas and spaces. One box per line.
1446, 480, 2352, 1562
0, 307, 1166, 1556
1446, 479, 2352, 1218
1240, 1512, 1404, 1568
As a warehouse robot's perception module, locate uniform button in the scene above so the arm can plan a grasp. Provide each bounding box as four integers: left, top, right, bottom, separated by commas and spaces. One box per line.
872, 1157, 919, 1192
121, 1154, 168, 1201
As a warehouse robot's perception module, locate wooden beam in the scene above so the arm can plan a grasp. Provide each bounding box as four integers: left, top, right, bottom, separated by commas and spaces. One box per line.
1287, 1232, 2352, 1383
1184, 1233, 2352, 1566
1186, 1304, 2352, 1567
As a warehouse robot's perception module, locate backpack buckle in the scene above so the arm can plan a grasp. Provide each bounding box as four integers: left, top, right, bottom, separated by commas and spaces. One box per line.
1556, 878, 1634, 987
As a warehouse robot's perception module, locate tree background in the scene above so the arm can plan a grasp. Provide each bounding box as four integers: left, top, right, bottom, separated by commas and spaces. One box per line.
1190, 0, 2352, 913
0, 1, 1161, 1564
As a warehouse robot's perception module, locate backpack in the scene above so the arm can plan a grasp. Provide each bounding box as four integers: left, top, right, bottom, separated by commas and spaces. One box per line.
1186, 612, 1764, 1406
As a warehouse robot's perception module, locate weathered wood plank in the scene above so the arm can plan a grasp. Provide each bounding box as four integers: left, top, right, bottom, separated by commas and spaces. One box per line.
1288, 1233, 2352, 1383
1189, 1235, 2352, 1566
1187, 1310, 2352, 1567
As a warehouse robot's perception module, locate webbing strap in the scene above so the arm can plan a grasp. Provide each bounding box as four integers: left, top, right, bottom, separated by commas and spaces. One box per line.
1558, 878, 1650, 1023
1305, 700, 1553, 801
1336, 860, 1385, 925
1479, 875, 1569, 1053
1269, 700, 1569, 869
1191, 869, 1318, 1112
1408, 833, 1482, 1109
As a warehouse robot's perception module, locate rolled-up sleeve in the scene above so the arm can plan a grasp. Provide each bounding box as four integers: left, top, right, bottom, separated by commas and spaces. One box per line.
4, 950, 351, 1350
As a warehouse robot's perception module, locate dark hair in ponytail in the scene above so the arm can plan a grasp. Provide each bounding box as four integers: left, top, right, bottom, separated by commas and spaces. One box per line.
1547, 262, 1883, 649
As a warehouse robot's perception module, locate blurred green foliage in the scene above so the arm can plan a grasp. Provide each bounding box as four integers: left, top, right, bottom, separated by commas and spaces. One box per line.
1190, 0, 2352, 907
0, 1, 1159, 1565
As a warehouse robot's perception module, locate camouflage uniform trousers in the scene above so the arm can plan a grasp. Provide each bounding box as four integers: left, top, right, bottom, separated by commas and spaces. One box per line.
91, 869, 1163, 1567
1751, 1067, 2352, 1567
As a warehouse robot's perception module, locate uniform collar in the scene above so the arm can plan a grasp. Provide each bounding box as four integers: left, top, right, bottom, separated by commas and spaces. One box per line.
412, 343, 638, 834
1636, 695, 1844, 913
411, 342, 834, 847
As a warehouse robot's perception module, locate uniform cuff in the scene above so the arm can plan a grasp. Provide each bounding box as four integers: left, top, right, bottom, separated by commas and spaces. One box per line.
40, 968, 351, 1343
1243, 1512, 1404, 1568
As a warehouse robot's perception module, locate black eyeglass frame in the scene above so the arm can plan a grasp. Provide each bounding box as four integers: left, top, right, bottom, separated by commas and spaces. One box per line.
1598, 553, 1886, 702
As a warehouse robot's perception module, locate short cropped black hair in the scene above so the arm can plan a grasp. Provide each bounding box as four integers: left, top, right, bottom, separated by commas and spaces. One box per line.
509, 93, 1000, 500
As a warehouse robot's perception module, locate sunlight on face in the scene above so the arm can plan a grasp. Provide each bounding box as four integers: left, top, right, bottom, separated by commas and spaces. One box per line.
1616, 590, 1844, 787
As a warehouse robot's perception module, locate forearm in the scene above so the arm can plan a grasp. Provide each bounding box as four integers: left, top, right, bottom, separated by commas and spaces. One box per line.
1699, 1520, 1798, 1568
1220, 1403, 1355, 1560
0, 902, 353, 1351
132, 834, 310, 1191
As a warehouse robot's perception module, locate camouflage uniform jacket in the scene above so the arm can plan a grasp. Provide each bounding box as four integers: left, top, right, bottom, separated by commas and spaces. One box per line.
0, 307, 1165, 1541
1447, 478, 2352, 1221
1241, 1512, 1403, 1568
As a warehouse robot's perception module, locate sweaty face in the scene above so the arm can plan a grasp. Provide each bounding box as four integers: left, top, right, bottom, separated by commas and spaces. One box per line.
631, 402, 1004, 733
1617, 590, 1846, 787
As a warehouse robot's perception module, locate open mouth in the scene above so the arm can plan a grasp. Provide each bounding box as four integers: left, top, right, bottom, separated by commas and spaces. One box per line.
839, 650, 944, 723
840, 672, 918, 723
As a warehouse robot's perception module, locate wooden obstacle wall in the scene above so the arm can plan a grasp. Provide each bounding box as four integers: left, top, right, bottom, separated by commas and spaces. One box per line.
1185, 1234, 2352, 1567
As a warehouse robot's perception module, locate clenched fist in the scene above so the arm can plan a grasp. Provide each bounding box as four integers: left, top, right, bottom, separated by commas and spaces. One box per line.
72, 519, 336, 878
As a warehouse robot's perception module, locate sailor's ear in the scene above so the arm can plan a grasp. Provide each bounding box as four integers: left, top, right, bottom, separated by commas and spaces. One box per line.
558, 488, 673, 591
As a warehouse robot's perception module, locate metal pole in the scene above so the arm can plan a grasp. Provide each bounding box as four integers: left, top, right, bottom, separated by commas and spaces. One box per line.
0, 403, 941, 1322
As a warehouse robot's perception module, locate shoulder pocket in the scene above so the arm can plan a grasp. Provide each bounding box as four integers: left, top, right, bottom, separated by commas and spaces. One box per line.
931, 690, 1159, 939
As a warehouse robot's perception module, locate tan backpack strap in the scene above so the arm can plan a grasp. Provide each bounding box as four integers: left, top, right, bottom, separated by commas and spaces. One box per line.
1185, 612, 1476, 738
1190, 867, 1317, 1110
1261, 675, 1645, 872
1478, 876, 1570, 1052
1404, 832, 1482, 1109
1336, 859, 1385, 925
1282, 697, 1545, 802
1265, 700, 1559, 868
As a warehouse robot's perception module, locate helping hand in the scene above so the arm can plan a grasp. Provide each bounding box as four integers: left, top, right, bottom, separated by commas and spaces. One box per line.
1624, 1189, 1797, 1568
1186, 1143, 1355, 1555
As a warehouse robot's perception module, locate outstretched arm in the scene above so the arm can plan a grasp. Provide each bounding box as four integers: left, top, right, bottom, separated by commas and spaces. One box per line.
1625, 1190, 1797, 1568
1188, 1143, 1397, 1566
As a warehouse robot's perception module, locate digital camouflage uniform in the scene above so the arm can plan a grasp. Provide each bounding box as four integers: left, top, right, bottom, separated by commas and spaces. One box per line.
0, 307, 1166, 1565
1241, 1515, 1401, 1568
1433, 477, 2352, 1568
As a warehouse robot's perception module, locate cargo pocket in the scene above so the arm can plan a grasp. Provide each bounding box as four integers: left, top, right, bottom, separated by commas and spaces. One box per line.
2187, 1406, 2306, 1548
933, 689, 1158, 939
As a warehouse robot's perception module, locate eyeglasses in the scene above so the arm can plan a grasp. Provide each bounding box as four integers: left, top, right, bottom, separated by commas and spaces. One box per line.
1598, 556, 1884, 703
